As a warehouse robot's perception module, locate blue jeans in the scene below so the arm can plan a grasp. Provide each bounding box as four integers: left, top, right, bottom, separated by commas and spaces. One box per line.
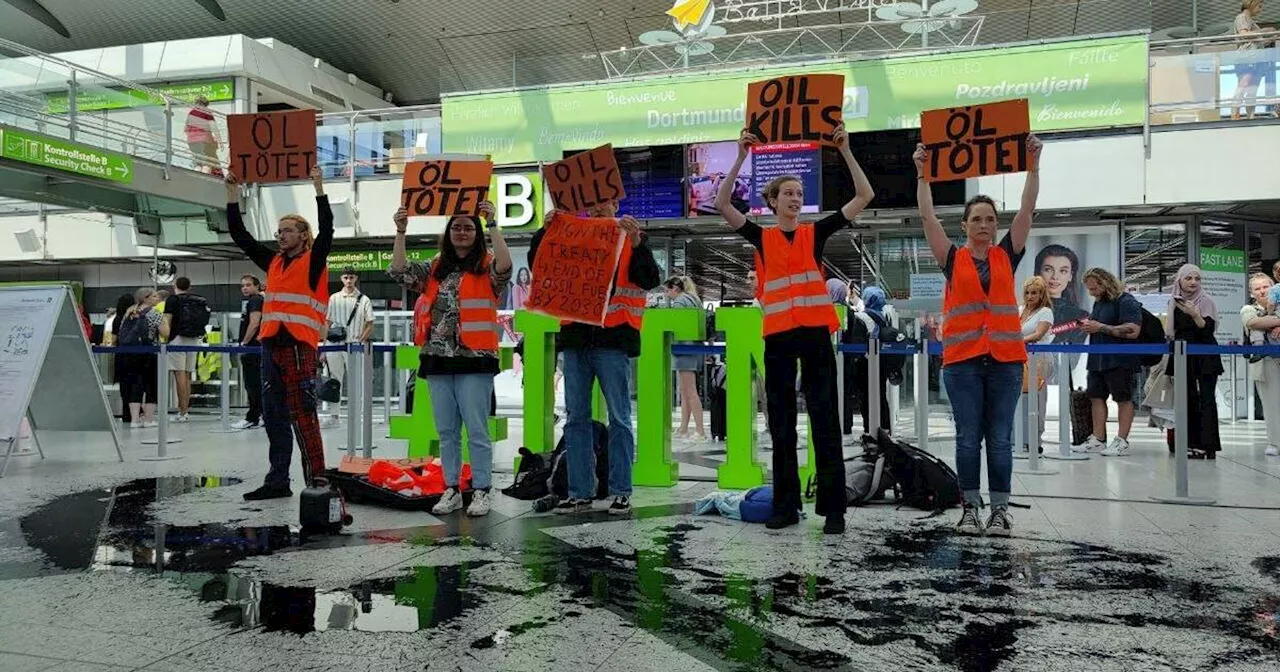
943, 357, 1023, 508
562, 347, 634, 499
425, 373, 495, 491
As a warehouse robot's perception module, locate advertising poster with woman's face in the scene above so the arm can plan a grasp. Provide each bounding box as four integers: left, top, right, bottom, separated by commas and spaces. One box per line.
1015, 225, 1121, 383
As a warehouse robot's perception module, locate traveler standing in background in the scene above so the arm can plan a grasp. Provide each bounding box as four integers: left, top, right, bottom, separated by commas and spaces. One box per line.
1074, 268, 1143, 458
1230, 0, 1271, 120
1242, 273, 1280, 457
106, 294, 135, 423
850, 286, 893, 436
664, 276, 707, 441
224, 167, 332, 501
529, 197, 661, 516
117, 287, 170, 429
390, 201, 511, 517
164, 277, 211, 423
323, 268, 375, 427
185, 95, 221, 174
1167, 264, 1223, 459
234, 274, 264, 431
915, 134, 1043, 538
1019, 276, 1056, 452
830, 279, 859, 436
717, 122, 875, 533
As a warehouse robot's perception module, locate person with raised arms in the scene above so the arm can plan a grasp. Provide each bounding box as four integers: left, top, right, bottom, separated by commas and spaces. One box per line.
224, 166, 332, 501
914, 134, 1044, 537
528, 198, 662, 516
388, 201, 512, 516
715, 122, 875, 534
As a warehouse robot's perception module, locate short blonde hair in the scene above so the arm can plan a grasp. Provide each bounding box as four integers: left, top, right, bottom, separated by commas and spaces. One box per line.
1082, 268, 1123, 302
1243, 0, 1262, 12
1022, 276, 1053, 311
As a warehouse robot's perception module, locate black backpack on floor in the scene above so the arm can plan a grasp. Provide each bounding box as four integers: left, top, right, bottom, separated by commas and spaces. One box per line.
547, 420, 610, 500
501, 447, 553, 500
872, 429, 962, 511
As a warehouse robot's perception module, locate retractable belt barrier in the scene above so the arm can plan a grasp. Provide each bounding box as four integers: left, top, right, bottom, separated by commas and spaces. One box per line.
92, 339, 1276, 505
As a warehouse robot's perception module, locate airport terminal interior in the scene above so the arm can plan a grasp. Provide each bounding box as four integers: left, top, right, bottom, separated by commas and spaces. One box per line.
1, 1, 1279, 670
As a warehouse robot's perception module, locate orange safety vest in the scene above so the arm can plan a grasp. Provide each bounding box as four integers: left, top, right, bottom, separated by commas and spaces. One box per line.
260, 250, 328, 346
418, 255, 500, 351
412, 293, 430, 347
601, 243, 646, 330
942, 245, 1027, 366
759, 225, 840, 336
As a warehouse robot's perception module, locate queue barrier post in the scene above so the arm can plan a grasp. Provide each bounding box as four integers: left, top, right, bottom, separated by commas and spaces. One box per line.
1045, 350, 1088, 462
1151, 339, 1215, 506
834, 329, 845, 443
913, 322, 929, 450
361, 341, 377, 457
1015, 351, 1058, 476
344, 343, 361, 457
141, 342, 184, 458
868, 338, 881, 436
382, 313, 393, 426
209, 318, 235, 434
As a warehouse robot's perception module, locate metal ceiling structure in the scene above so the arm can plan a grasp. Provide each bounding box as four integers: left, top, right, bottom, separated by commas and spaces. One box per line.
0, 0, 1258, 105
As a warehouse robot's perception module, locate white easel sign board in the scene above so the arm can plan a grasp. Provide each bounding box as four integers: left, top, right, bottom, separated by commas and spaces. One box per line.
0, 285, 121, 473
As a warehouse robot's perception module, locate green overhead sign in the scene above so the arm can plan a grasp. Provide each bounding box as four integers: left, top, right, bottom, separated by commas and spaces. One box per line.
443, 34, 1149, 164
45, 78, 235, 114
1, 126, 134, 183
328, 249, 434, 273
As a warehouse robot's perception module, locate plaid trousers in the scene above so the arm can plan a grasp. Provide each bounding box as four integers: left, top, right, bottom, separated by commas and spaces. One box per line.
261, 339, 326, 488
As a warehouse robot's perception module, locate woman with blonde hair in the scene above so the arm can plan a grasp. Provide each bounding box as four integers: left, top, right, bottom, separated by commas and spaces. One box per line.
665, 276, 706, 440
1019, 276, 1055, 452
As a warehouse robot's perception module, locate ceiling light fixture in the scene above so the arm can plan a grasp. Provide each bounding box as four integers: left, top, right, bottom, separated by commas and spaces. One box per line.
875, 0, 978, 35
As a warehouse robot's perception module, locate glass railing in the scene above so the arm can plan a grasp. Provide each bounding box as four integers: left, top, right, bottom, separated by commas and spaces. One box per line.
314, 107, 443, 180
1151, 30, 1280, 125
0, 36, 227, 176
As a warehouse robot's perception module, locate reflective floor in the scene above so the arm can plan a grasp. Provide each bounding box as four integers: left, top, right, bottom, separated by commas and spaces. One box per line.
0, 413, 1277, 671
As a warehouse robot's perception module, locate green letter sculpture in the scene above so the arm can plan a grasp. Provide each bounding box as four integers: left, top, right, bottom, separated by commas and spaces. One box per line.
634, 307, 704, 486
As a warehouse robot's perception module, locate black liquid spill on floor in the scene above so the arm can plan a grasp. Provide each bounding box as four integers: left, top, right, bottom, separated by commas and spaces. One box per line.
4, 479, 1279, 671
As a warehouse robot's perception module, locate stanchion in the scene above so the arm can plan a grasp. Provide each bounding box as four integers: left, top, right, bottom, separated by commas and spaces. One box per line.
381, 313, 392, 426
360, 341, 377, 457
1015, 352, 1058, 475
344, 343, 361, 456
1229, 355, 1237, 425
914, 322, 929, 450
868, 338, 881, 435
210, 316, 235, 433
141, 342, 184, 458
1046, 351, 1088, 461
835, 330, 845, 443
1151, 340, 1215, 506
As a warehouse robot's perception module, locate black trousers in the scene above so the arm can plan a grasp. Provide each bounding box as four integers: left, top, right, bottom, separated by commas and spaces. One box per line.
854, 358, 891, 436
241, 353, 262, 424
1186, 373, 1221, 453
764, 328, 846, 517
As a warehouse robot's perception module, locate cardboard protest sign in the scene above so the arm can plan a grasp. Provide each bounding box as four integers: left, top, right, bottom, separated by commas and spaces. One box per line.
746, 74, 844, 146
542, 144, 625, 213
401, 160, 493, 216
920, 99, 1030, 182
525, 212, 625, 326
227, 109, 317, 183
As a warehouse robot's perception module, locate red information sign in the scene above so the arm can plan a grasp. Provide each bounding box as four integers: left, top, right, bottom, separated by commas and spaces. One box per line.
524, 212, 625, 326
541, 144, 626, 214
745, 73, 845, 146
400, 160, 493, 216
920, 99, 1031, 182
227, 109, 317, 184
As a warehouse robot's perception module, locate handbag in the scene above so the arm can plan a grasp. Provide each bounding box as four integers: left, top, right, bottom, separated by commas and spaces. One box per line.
326, 293, 364, 343
317, 362, 342, 403
1142, 372, 1176, 410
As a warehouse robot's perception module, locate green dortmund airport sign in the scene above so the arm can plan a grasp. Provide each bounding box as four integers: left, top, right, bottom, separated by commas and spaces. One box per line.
45, 79, 235, 114
1, 126, 134, 183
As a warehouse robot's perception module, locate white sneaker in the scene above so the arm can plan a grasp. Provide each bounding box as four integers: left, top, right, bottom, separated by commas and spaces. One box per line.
231, 420, 258, 430
1101, 437, 1131, 456
1072, 435, 1106, 453
431, 488, 464, 515
320, 416, 340, 428
467, 490, 492, 517
144, 420, 159, 428
1266, 446, 1279, 457
130, 421, 143, 430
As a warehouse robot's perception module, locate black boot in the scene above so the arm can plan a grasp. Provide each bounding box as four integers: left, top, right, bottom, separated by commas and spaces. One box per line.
243, 484, 292, 501
765, 510, 800, 530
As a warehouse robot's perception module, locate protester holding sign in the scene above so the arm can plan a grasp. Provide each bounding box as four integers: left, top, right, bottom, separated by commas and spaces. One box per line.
715, 121, 875, 534
528, 194, 661, 516
914, 134, 1043, 538
224, 166, 333, 502
388, 201, 512, 517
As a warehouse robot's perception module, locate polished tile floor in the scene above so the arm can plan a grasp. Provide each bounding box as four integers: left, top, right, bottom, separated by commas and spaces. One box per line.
0, 410, 1277, 671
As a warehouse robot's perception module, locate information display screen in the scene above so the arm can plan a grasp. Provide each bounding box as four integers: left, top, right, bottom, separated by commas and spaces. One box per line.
686, 141, 822, 217
564, 146, 684, 220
